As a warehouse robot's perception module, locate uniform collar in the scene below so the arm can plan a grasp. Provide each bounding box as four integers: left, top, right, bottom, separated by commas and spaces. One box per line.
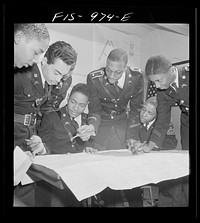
117, 70, 126, 89
62, 106, 81, 127
37, 62, 46, 88
170, 66, 179, 88
74, 114, 81, 128
145, 119, 156, 130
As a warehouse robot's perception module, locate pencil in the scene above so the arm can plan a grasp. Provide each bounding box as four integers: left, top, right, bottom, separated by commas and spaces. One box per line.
132, 141, 147, 155
71, 134, 80, 140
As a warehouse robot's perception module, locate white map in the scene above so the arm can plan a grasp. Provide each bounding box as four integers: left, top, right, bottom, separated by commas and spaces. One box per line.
31, 150, 189, 201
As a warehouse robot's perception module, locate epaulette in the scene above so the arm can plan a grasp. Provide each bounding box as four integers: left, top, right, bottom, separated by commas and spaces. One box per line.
184, 65, 189, 72
130, 66, 142, 73
89, 69, 104, 79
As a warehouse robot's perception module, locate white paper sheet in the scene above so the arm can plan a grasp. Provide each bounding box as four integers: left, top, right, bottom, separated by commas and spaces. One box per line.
14, 146, 33, 186
20, 173, 35, 185
32, 150, 189, 201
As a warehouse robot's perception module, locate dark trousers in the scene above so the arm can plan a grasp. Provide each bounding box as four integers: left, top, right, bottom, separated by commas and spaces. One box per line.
158, 176, 189, 207
13, 194, 27, 206
50, 187, 82, 207
124, 188, 143, 207
97, 187, 142, 207
35, 181, 52, 207
14, 181, 66, 207
35, 180, 81, 207
14, 183, 36, 207
94, 125, 127, 151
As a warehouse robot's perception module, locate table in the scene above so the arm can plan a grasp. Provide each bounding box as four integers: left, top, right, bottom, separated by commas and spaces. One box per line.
27, 149, 189, 203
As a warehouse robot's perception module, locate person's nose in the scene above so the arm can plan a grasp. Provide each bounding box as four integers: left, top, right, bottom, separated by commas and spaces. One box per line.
109, 71, 116, 79
142, 111, 148, 117
56, 75, 62, 84
73, 103, 79, 111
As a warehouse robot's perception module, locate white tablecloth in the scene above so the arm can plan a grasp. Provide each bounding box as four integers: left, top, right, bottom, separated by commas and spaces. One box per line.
32, 150, 189, 201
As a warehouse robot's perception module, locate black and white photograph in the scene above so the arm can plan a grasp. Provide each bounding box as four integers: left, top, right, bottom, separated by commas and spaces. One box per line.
3, 4, 197, 218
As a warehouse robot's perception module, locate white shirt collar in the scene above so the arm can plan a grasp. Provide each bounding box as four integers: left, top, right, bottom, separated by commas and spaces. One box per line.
37, 62, 45, 88
145, 119, 156, 130
170, 66, 179, 88
117, 71, 126, 89
74, 115, 81, 128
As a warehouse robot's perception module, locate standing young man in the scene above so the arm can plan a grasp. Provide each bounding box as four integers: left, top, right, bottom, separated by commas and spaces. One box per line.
139, 54, 189, 152
85, 48, 144, 206
14, 41, 77, 206
141, 55, 189, 206
86, 48, 144, 151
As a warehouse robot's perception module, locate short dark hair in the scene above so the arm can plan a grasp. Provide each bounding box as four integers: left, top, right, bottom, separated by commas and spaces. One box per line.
107, 48, 128, 65
145, 55, 172, 76
144, 96, 158, 108
70, 83, 91, 101
14, 23, 50, 42
45, 41, 77, 69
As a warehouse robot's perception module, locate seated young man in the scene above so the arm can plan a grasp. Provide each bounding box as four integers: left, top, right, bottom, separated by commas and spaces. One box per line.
38, 83, 96, 154
125, 96, 178, 207
37, 83, 96, 207
127, 96, 178, 153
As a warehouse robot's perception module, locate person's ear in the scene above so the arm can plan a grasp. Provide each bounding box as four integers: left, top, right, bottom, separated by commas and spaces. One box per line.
14, 31, 24, 44
169, 66, 176, 80
170, 66, 176, 75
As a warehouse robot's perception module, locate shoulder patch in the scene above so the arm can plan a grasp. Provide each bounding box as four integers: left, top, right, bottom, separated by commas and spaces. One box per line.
130, 66, 142, 73
184, 65, 189, 72
89, 69, 104, 79
167, 122, 175, 135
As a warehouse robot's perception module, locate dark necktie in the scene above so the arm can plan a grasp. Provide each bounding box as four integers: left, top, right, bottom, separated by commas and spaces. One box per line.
171, 82, 178, 92
44, 81, 52, 99
71, 117, 79, 129
44, 81, 49, 93
144, 124, 148, 131
114, 81, 122, 94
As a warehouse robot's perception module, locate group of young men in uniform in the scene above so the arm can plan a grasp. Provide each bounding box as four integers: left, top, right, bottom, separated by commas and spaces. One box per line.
14, 23, 189, 207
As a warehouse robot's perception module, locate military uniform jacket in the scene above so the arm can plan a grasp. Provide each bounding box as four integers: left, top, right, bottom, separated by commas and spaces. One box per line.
38, 66, 72, 114
14, 65, 48, 115
14, 65, 50, 150
38, 106, 93, 154
87, 66, 144, 133
14, 63, 72, 115
149, 65, 189, 148
27, 63, 72, 115
131, 121, 178, 150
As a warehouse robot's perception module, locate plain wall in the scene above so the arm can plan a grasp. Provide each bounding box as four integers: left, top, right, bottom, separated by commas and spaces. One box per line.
140, 27, 189, 72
